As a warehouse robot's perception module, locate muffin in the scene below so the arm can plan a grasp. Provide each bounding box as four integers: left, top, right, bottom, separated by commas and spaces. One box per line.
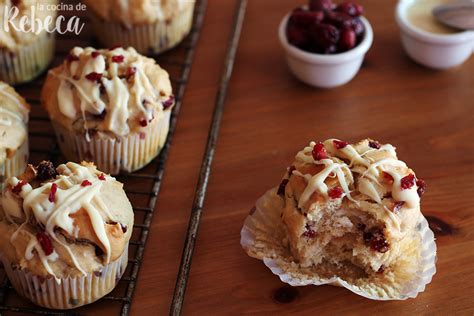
83, 0, 195, 55
0, 161, 133, 309
0, 81, 29, 184
0, 0, 57, 85
41, 46, 174, 175
241, 139, 436, 300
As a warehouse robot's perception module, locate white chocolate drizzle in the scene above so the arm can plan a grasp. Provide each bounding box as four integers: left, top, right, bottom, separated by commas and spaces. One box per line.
2, 162, 117, 278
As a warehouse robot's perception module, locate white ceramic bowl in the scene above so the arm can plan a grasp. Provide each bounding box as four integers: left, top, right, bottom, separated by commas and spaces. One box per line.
278, 13, 373, 88
395, 0, 474, 70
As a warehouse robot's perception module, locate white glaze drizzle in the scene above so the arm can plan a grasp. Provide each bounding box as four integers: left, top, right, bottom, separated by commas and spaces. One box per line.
53, 47, 172, 138
1, 162, 117, 278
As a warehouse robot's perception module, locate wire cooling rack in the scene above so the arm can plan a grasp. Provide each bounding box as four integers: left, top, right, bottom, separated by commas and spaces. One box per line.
0, 0, 207, 314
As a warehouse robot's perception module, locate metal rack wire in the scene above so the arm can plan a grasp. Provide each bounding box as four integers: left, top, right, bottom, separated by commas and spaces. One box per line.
0, 0, 207, 314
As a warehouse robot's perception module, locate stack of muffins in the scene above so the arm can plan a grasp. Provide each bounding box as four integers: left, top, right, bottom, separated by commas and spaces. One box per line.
0, 0, 195, 310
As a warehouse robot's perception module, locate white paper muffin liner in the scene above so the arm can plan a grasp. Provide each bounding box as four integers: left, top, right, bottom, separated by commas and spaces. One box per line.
51, 110, 171, 175
88, 3, 195, 55
0, 32, 55, 85
0, 137, 29, 186
240, 188, 437, 300
0, 244, 128, 309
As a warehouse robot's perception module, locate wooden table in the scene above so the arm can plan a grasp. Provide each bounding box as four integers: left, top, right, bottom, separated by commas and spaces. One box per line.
130, 0, 474, 314
4, 0, 472, 314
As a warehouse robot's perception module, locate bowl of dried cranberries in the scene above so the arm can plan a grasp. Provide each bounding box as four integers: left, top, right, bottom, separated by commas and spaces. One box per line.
279, 0, 373, 88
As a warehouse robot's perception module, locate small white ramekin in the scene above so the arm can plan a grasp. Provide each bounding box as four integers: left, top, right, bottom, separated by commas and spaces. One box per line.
395, 0, 474, 70
278, 13, 373, 88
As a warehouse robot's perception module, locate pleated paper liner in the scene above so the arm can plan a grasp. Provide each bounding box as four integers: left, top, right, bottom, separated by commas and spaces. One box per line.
88, 2, 195, 55
51, 110, 171, 175
0, 32, 55, 85
0, 245, 128, 309
240, 188, 437, 300
0, 138, 29, 186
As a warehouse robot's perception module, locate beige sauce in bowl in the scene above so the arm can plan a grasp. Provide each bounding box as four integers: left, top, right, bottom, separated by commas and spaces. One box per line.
406, 0, 461, 34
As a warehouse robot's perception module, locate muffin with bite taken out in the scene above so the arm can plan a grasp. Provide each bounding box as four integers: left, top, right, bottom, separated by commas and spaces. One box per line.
0, 161, 133, 309
41, 46, 174, 175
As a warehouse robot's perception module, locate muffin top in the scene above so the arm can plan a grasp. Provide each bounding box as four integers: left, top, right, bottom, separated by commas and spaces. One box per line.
83, 0, 193, 27
279, 138, 426, 238
41, 46, 174, 137
0, 81, 29, 165
0, 0, 57, 51
0, 161, 134, 278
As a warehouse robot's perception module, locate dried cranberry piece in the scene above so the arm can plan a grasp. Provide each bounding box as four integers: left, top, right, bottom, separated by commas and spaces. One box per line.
368, 140, 381, 149
416, 179, 426, 197
112, 55, 125, 63
333, 139, 349, 149
400, 174, 415, 190
338, 27, 356, 51
162, 95, 175, 110
66, 54, 79, 63
139, 119, 148, 127
382, 172, 394, 183
369, 230, 389, 253
310, 23, 340, 53
393, 201, 405, 212
302, 223, 317, 238
91, 51, 100, 58
328, 186, 343, 199
12, 180, 27, 194
335, 1, 363, 17
376, 265, 385, 274
72, 75, 80, 81
312, 142, 328, 160
289, 10, 324, 28
98, 173, 106, 181
309, 0, 334, 12
85, 72, 103, 83
287, 23, 309, 48
324, 11, 352, 29
36, 231, 54, 256
351, 17, 365, 39
81, 180, 92, 187
277, 179, 289, 197
126, 66, 137, 79
36, 161, 57, 181
288, 165, 296, 177
48, 183, 58, 203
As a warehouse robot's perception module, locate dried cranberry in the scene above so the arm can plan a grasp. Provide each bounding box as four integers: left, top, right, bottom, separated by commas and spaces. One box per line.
91, 51, 100, 58
376, 265, 385, 274
335, 1, 363, 17
288, 165, 296, 177
126, 66, 137, 79
309, 0, 334, 12
393, 201, 405, 212
289, 10, 324, 28
333, 139, 349, 149
73, 75, 80, 81
382, 172, 393, 183
310, 23, 340, 53
85, 72, 103, 83
400, 174, 415, 190
368, 140, 381, 149
139, 132, 146, 140
324, 11, 352, 29
312, 142, 328, 160
12, 180, 27, 194
287, 24, 309, 47
81, 180, 92, 187
48, 183, 58, 203
98, 173, 106, 181
368, 230, 389, 253
338, 28, 356, 51
328, 186, 343, 199
139, 119, 148, 127
112, 55, 125, 63
36, 161, 57, 181
162, 95, 175, 110
416, 179, 426, 197
351, 17, 365, 39
302, 223, 317, 238
36, 231, 54, 256
66, 54, 79, 63
277, 179, 289, 197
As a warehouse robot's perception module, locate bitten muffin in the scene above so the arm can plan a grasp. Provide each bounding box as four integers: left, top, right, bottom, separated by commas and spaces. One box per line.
0, 0, 57, 84
83, 0, 195, 54
241, 138, 436, 300
0, 161, 133, 309
0, 81, 29, 183
41, 46, 174, 174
